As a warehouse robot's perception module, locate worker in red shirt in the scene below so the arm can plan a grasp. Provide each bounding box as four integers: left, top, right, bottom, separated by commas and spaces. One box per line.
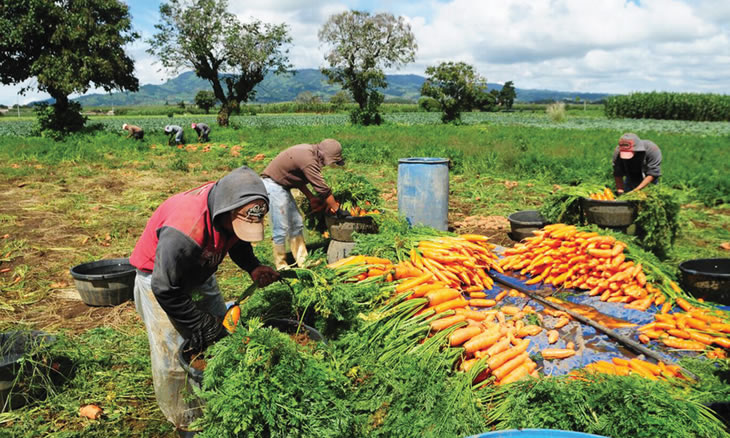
129, 166, 279, 432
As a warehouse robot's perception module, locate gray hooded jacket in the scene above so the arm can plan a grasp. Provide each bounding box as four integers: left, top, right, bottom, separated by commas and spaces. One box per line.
612, 133, 662, 180
261, 139, 344, 196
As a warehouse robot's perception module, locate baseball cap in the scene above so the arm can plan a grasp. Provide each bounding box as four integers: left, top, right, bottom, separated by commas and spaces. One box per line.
191, 123, 197, 129
230, 200, 268, 242
618, 134, 645, 159
122, 123, 128, 130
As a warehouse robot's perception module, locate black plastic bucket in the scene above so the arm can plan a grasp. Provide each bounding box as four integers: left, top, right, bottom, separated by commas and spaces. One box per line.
580, 197, 637, 228
178, 319, 324, 385
507, 210, 547, 242
325, 215, 378, 242
1, 331, 57, 412
69, 258, 136, 306
679, 258, 730, 305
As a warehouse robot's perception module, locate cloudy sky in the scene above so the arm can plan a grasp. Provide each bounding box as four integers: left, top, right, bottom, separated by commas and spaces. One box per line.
2, 0, 729, 105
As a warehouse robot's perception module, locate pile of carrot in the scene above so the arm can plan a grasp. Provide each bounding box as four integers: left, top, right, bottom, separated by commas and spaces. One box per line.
499, 224, 665, 310
583, 357, 686, 381
588, 188, 616, 201
638, 297, 730, 357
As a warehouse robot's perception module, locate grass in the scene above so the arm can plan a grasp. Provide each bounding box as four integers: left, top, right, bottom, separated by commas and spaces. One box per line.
0, 113, 728, 436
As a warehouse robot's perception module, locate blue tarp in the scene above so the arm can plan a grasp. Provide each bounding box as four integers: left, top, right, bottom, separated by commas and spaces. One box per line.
471, 247, 723, 376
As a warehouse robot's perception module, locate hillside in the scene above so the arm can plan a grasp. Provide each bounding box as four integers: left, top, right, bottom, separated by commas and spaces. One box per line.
73, 69, 613, 106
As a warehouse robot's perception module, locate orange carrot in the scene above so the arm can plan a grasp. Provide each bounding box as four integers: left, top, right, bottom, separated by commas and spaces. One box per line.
541, 348, 576, 360
492, 352, 529, 380
487, 339, 530, 370
464, 330, 503, 354
469, 299, 497, 308
486, 337, 511, 356
547, 330, 559, 344
449, 326, 483, 346
498, 363, 532, 385
675, 297, 693, 312
469, 292, 487, 299
433, 298, 468, 313
425, 288, 461, 306
501, 305, 521, 315
430, 314, 466, 332
516, 325, 542, 337
455, 308, 488, 321
410, 282, 447, 298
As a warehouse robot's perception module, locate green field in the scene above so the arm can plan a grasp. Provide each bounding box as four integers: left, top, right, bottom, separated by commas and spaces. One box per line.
1, 111, 729, 436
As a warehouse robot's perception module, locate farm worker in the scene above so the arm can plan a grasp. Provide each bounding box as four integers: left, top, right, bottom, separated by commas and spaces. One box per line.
122, 123, 144, 140
164, 124, 185, 145
129, 166, 280, 431
191, 122, 211, 142
261, 138, 348, 270
612, 133, 662, 195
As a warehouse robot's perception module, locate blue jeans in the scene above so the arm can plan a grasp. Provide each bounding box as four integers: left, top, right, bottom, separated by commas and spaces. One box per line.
262, 178, 304, 245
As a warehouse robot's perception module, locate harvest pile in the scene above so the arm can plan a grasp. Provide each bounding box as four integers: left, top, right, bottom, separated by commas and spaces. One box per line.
638, 298, 730, 356
583, 357, 687, 381
588, 187, 616, 201
498, 223, 685, 310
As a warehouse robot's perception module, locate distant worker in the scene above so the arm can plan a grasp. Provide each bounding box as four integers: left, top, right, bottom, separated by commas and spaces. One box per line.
191, 122, 211, 142
613, 133, 662, 195
129, 166, 279, 433
164, 124, 185, 145
261, 139, 348, 270
122, 123, 144, 140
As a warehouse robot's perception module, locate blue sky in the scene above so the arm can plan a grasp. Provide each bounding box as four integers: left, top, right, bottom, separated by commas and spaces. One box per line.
2, 0, 729, 104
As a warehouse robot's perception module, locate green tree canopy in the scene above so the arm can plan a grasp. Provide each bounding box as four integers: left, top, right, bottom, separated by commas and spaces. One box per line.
195, 90, 217, 113
0, 0, 139, 134
147, 0, 292, 126
421, 62, 489, 123
499, 80, 517, 110
319, 10, 417, 125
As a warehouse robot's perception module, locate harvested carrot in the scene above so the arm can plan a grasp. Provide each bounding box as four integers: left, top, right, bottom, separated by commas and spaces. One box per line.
455, 308, 489, 321
430, 314, 466, 332
487, 339, 530, 370
396, 273, 434, 293
498, 363, 532, 385
516, 325, 542, 337
554, 316, 570, 329
433, 297, 468, 313
486, 337, 511, 356
492, 352, 529, 381
501, 305, 521, 315
469, 299, 497, 308
660, 337, 706, 351
547, 330, 559, 344
470, 292, 487, 299
675, 297, 693, 312
426, 288, 461, 306
223, 305, 241, 333
541, 348, 576, 360
639, 334, 650, 344
495, 290, 508, 302
79, 404, 103, 420
410, 282, 447, 298
464, 330, 503, 354
449, 326, 483, 346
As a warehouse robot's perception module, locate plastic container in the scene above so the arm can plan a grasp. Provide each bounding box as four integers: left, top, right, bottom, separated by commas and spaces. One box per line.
508, 210, 548, 241
465, 430, 608, 438
397, 157, 450, 230
580, 197, 637, 228
325, 215, 378, 242
178, 319, 324, 385
678, 258, 730, 305
1, 331, 56, 412
69, 258, 136, 306
327, 240, 357, 265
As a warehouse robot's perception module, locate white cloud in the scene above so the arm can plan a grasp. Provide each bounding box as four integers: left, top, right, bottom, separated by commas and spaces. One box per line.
2, 0, 729, 104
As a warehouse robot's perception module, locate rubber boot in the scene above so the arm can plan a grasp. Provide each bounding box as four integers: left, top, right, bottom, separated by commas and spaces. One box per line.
290, 235, 308, 267
273, 243, 289, 270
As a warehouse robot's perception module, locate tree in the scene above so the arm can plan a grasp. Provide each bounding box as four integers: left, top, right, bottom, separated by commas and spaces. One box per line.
294, 91, 322, 104
319, 10, 417, 125
329, 90, 352, 108
0, 0, 139, 135
421, 62, 488, 124
147, 0, 292, 126
499, 81, 517, 110
195, 90, 216, 113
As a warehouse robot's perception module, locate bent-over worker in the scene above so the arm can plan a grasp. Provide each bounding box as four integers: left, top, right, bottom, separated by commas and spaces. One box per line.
122, 123, 144, 140
613, 133, 662, 195
191, 122, 211, 142
261, 139, 348, 270
164, 124, 185, 145
129, 166, 279, 432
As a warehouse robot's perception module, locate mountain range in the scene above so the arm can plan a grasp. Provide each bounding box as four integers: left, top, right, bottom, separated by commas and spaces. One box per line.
73, 69, 613, 106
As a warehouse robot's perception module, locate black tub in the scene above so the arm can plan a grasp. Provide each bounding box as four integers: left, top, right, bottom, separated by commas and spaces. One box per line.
1, 331, 60, 412
325, 215, 378, 242
507, 210, 547, 242
70, 258, 136, 306
580, 197, 637, 228
679, 258, 730, 305
178, 319, 324, 385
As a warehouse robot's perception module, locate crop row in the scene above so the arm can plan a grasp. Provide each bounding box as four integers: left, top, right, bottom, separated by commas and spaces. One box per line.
605, 92, 730, 122
2, 112, 730, 136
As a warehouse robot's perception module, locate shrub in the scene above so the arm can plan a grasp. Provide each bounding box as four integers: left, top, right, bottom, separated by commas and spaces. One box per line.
546, 102, 566, 122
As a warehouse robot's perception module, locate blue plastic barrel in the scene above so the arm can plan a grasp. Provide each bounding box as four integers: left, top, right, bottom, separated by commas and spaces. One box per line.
397, 157, 449, 230
465, 430, 608, 438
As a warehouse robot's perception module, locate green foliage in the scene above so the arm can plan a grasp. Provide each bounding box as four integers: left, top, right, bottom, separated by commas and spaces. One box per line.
546, 101, 567, 122
195, 90, 217, 114
489, 373, 730, 438
605, 92, 730, 121
194, 322, 356, 437
499, 81, 517, 110
0, 0, 139, 134
352, 214, 449, 261
421, 61, 488, 124
148, 0, 292, 125
418, 96, 441, 112
319, 10, 417, 125
33, 102, 87, 140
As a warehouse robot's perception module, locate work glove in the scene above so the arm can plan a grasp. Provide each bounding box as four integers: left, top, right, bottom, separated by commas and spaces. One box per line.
335, 207, 350, 218
324, 194, 340, 215
188, 312, 227, 355
251, 265, 280, 287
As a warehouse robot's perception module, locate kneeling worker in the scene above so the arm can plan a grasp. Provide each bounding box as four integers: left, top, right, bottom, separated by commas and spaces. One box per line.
122, 123, 144, 140
191, 122, 211, 142
261, 139, 348, 270
164, 124, 185, 145
129, 166, 280, 432
613, 133, 662, 195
